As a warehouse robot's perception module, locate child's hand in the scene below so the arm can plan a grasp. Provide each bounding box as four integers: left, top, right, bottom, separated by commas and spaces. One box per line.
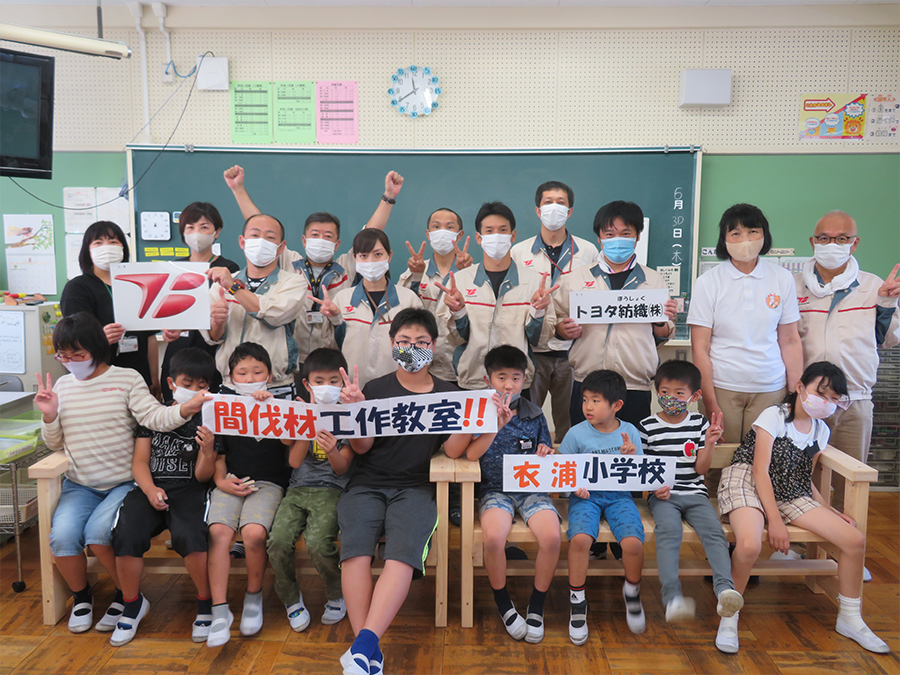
573, 487, 590, 500
767, 521, 791, 554
180, 390, 212, 417
147, 487, 169, 511
218, 474, 253, 497
620, 431, 636, 455
535, 443, 554, 457
492, 392, 514, 429
196, 425, 216, 454
654, 486, 671, 500
340, 365, 365, 404
251, 389, 274, 402
316, 429, 337, 455
705, 411, 724, 447
836, 511, 856, 527
34, 373, 59, 421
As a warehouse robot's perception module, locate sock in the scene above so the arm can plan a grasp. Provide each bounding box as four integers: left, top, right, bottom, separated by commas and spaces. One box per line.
197, 596, 213, 616
211, 603, 230, 621
527, 587, 547, 618
837, 594, 868, 632
492, 585, 514, 617
243, 590, 263, 617
569, 584, 586, 605
623, 580, 642, 614
72, 585, 92, 615
623, 580, 641, 598
351, 628, 380, 661
122, 594, 143, 620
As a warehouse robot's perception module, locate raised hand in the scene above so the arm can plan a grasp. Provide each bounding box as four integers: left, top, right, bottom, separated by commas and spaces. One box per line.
663, 298, 678, 321
491, 391, 515, 429
878, 264, 900, 299
435, 271, 465, 312
223, 165, 245, 190
340, 365, 365, 404
34, 373, 58, 421
556, 317, 583, 340
530, 273, 560, 311
620, 431, 637, 455
210, 286, 229, 330
384, 171, 404, 200
406, 241, 427, 274
452, 236, 473, 270
307, 286, 340, 318
103, 322, 125, 345
705, 411, 724, 447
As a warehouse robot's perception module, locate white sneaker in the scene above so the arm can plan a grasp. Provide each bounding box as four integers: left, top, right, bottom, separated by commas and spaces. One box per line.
286, 601, 310, 632
665, 596, 696, 622
716, 589, 744, 618
863, 567, 873, 582
239, 593, 264, 636
569, 601, 589, 646
67, 600, 93, 633
94, 599, 126, 632
109, 596, 150, 647
322, 598, 347, 625
716, 613, 740, 654
369, 650, 384, 675
524, 613, 544, 644
623, 584, 645, 634
836, 617, 890, 653
207, 607, 233, 648
192, 613, 212, 642
340, 647, 371, 675
500, 606, 527, 641
769, 549, 803, 561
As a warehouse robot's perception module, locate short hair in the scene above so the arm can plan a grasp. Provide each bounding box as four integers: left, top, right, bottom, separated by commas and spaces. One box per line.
228, 341, 272, 375
474, 201, 516, 233
581, 369, 627, 406
427, 208, 463, 230
389, 307, 438, 342
79, 221, 130, 275
302, 348, 348, 380
534, 181, 574, 208
304, 212, 341, 238
592, 201, 645, 237
783, 361, 848, 424
178, 202, 224, 240
353, 228, 391, 256
168, 347, 217, 385
243, 213, 285, 241
484, 345, 528, 376
653, 360, 702, 393
715, 203, 772, 261
52, 312, 111, 365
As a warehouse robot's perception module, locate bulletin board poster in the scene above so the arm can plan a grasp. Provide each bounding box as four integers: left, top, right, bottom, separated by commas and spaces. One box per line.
799, 94, 866, 140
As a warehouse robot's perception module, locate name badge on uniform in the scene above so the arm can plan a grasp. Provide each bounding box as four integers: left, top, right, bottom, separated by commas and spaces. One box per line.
519, 438, 534, 453
118, 335, 138, 354
307, 311, 324, 324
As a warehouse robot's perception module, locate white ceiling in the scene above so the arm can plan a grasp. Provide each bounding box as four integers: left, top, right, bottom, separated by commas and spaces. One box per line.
1, 0, 896, 6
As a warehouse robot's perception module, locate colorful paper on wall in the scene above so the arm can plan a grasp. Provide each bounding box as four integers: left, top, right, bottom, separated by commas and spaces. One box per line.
799, 94, 866, 140
231, 81, 273, 143
866, 93, 899, 142
316, 81, 358, 144
3, 214, 57, 295
274, 81, 316, 144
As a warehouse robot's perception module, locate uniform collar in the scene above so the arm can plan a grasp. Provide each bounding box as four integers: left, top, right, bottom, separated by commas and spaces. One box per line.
349, 280, 399, 308
425, 257, 458, 279
473, 261, 520, 296
725, 258, 765, 279
236, 266, 281, 291
514, 396, 543, 420
592, 262, 646, 288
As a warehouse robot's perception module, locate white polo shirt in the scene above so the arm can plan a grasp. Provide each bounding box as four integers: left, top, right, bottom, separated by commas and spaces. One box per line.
688, 258, 800, 393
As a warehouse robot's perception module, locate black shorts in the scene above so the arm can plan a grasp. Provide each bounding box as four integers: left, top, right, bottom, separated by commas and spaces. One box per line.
337, 484, 437, 580
112, 482, 210, 558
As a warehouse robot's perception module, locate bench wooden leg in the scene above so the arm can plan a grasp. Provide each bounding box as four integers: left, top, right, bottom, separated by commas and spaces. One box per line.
37, 477, 68, 625
460, 482, 475, 629
844, 479, 870, 600
434, 481, 449, 628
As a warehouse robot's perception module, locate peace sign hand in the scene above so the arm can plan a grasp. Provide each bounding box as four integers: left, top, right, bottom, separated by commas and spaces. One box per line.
492, 391, 515, 429
435, 271, 465, 312
878, 264, 900, 299
340, 365, 365, 404
705, 411, 724, 447
34, 373, 58, 422
307, 286, 340, 318
453, 236, 473, 270
530, 273, 560, 311
620, 431, 637, 455
406, 241, 427, 274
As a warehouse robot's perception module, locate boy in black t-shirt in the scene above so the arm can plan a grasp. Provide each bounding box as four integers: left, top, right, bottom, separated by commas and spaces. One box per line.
337, 309, 475, 675
111, 348, 219, 647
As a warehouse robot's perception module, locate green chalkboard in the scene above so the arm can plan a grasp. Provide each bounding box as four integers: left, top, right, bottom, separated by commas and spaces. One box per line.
129, 146, 699, 296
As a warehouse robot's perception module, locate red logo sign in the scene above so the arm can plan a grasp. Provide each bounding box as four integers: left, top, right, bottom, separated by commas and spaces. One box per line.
584, 281, 595, 288
344, 306, 355, 313
116, 272, 205, 319
524, 259, 534, 266
798, 296, 809, 304
465, 288, 477, 296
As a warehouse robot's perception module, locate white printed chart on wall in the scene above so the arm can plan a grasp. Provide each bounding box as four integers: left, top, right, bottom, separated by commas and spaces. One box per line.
0, 310, 26, 375
3, 214, 57, 295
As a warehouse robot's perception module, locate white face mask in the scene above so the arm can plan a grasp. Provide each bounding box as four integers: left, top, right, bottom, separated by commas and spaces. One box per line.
813, 242, 853, 270
799, 391, 837, 419
90, 244, 124, 271
184, 231, 216, 254
305, 237, 336, 264
480, 233, 512, 260
243, 237, 280, 267
172, 386, 197, 405
539, 203, 569, 231
428, 229, 458, 256
356, 260, 390, 282
311, 384, 342, 405
63, 358, 96, 381
232, 381, 268, 396
725, 238, 764, 263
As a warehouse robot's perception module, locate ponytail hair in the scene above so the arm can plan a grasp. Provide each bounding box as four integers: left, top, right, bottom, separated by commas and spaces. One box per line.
782, 361, 848, 423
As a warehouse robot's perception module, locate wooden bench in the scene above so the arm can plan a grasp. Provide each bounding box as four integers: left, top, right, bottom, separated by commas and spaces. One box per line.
456, 442, 877, 628
29, 451, 455, 628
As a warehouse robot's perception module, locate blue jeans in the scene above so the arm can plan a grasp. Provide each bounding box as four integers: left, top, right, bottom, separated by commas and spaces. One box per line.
49, 478, 133, 557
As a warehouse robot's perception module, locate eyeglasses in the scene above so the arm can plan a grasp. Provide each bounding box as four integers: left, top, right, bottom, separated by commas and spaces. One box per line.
54, 352, 91, 363
394, 340, 433, 350
814, 235, 857, 245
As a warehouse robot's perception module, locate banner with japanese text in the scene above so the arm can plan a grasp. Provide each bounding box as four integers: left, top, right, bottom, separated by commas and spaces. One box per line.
202, 391, 497, 441
502, 454, 677, 492
569, 289, 668, 324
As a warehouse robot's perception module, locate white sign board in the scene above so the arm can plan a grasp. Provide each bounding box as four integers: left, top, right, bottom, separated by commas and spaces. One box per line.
569, 288, 669, 324
502, 454, 677, 492
111, 261, 210, 331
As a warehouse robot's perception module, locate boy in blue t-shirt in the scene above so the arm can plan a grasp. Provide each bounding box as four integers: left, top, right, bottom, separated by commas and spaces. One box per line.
558, 369, 645, 645
465, 345, 558, 644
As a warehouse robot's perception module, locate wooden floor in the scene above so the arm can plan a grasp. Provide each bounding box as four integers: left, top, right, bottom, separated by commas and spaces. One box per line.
1, 493, 898, 675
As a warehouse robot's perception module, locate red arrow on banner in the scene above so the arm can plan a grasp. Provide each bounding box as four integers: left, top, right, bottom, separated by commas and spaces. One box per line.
804, 97, 835, 112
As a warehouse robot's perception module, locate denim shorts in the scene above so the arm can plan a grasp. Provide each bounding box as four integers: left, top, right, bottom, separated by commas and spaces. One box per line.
566, 491, 645, 543
480, 490, 559, 524
49, 478, 134, 557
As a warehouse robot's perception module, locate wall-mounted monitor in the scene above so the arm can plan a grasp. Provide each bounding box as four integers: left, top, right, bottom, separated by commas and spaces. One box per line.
1, 47, 54, 180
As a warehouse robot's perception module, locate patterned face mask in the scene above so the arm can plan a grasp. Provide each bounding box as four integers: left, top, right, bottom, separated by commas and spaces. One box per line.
391, 345, 434, 373
657, 394, 690, 416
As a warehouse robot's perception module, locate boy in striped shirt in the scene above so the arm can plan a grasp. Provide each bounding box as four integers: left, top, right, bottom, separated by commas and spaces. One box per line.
638, 360, 744, 653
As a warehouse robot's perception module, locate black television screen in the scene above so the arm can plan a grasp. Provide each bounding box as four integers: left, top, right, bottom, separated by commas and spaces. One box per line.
1, 48, 54, 180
